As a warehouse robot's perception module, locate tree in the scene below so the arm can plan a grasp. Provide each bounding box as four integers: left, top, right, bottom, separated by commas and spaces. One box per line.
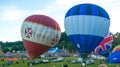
112, 32, 120, 50
18, 45, 25, 51
0, 32, 120, 53
11, 45, 18, 52
3, 48, 10, 53
55, 32, 69, 48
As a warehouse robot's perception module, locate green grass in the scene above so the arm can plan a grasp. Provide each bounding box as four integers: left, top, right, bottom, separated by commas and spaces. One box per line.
0, 57, 120, 67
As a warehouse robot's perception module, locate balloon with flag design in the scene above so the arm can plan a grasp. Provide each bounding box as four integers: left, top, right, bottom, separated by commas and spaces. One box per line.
94, 32, 113, 57
64, 3, 110, 58
21, 15, 61, 61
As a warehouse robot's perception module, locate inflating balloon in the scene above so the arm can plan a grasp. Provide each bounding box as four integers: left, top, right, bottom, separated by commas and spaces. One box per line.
107, 50, 120, 64
94, 32, 113, 57
21, 15, 61, 61
64, 3, 110, 58
107, 45, 120, 64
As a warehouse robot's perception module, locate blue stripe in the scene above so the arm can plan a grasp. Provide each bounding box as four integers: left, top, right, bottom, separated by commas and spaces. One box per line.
91, 37, 103, 51
87, 36, 95, 51
99, 7, 109, 20
68, 34, 103, 58
68, 36, 76, 45
65, 10, 70, 18
72, 35, 79, 46
79, 4, 87, 15
80, 35, 86, 50
65, 3, 110, 20
69, 5, 78, 16
74, 5, 81, 15
91, 4, 99, 16
86, 4, 92, 15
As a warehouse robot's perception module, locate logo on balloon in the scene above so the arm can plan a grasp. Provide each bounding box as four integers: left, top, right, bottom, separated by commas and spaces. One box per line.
25, 27, 33, 38
50, 34, 59, 45
77, 44, 80, 48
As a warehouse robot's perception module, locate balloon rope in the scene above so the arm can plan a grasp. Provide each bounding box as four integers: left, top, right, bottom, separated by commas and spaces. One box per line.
83, 58, 87, 67
30, 61, 32, 67
80, 53, 87, 67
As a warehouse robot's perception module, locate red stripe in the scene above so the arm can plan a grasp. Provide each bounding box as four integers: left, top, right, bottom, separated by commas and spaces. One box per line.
23, 39, 51, 61
98, 36, 113, 50
114, 48, 120, 52
24, 15, 61, 31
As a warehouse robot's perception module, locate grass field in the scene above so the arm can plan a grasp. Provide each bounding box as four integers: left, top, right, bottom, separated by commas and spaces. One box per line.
0, 57, 120, 67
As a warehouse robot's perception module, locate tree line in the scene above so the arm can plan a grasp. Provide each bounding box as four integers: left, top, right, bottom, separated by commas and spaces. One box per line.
0, 32, 120, 53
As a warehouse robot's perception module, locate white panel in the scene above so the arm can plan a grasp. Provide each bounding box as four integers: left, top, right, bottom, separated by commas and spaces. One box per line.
64, 15, 110, 37
21, 21, 61, 47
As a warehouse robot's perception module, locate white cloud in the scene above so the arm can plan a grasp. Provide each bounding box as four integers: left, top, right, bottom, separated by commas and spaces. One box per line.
109, 10, 120, 34
3, 0, 118, 31
2, 10, 23, 21
0, 25, 22, 42
0, 6, 36, 22
49, 0, 120, 33
0, 0, 120, 42
0, 35, 7, 42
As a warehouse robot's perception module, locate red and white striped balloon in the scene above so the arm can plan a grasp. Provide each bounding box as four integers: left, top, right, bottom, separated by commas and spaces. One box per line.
21, 15, 61, 61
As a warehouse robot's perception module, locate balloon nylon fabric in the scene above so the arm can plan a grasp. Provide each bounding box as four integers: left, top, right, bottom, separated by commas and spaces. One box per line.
23, 39, 50, 61
21, 15, 61, 61
64, 3, 110, 58
94, 32, 113, 57
65, 3, 110, 19
112, 45, 120, 52
21, 21, 60, 47
107, 50, 120, 64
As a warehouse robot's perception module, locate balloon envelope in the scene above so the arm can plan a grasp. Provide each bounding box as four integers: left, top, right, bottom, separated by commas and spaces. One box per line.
94, 32, 113, 57
64, 3, 110, 58
21, 15, 61, 61
107, 50, 120, 64
112, 45, 120, 52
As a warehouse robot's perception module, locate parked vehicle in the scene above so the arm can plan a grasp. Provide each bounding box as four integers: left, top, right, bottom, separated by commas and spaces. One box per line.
86, 60, 94, 65
71, 58, 83, 64
43, 59, 49, 63
53, 57, 64, 62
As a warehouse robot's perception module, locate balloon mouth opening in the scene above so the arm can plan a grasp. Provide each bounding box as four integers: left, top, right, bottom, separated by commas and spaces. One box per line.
23, 40, 51, 61
79, 52, 91, 59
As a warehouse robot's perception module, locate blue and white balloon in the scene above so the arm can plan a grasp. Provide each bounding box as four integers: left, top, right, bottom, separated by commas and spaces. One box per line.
64, 3, 110, 58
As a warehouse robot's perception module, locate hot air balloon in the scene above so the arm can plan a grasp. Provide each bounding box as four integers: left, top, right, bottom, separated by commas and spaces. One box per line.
107, 45, 120, 63
94, 32, 113, 57
112, 45, 120, 52
64, 3, 110, 59
21, 15, 61, 62
107, 50, 120, 64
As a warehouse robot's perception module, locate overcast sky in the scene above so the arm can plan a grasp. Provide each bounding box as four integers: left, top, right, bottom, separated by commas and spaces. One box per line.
0, 0, 120, 42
